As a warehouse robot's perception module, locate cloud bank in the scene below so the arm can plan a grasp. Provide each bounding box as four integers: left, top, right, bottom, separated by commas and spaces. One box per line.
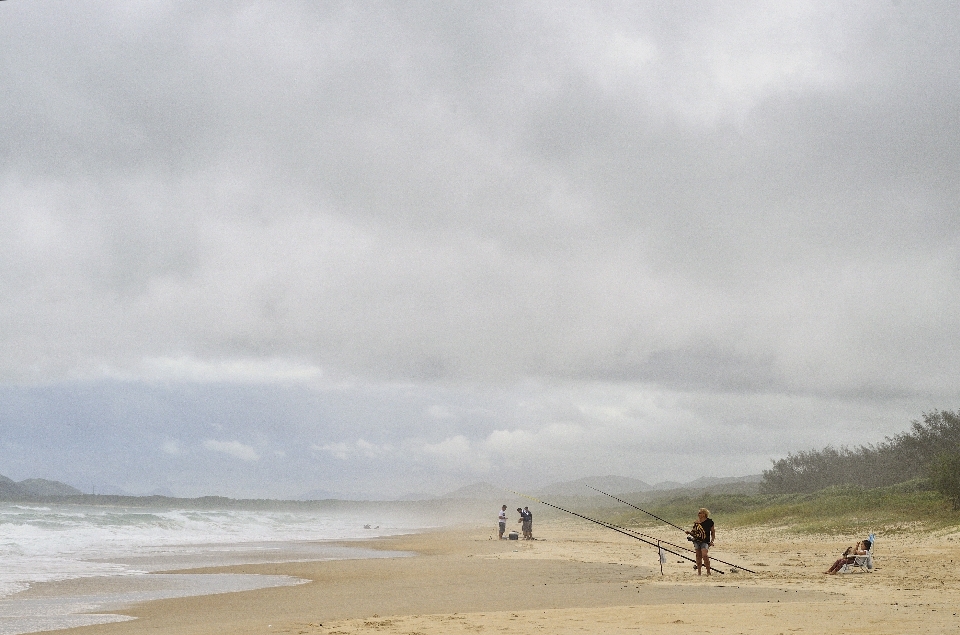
1, 1, 957, 497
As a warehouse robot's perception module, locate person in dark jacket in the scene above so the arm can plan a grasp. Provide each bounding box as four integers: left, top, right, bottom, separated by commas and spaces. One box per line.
686, 508, 715, 575
518, 506, 533, 539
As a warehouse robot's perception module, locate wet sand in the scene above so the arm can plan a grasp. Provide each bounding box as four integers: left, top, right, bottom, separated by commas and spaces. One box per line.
50, 520, 960, 635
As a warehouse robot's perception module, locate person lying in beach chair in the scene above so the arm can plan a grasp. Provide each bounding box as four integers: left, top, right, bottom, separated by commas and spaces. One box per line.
824, 534, 874, 574
838, 533, 875, 574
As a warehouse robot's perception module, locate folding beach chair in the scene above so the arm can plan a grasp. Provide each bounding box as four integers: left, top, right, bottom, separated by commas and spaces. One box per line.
838, 532, 875, 573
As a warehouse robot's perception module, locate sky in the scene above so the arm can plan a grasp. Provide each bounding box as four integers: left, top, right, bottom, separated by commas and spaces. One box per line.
1, 1, 958, 499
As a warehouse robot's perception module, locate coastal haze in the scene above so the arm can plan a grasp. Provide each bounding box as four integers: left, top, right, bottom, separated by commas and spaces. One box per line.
2, 2, 959, 500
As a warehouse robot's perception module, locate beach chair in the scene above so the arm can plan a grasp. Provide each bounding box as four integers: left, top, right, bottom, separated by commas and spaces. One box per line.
838, 532, 875, 573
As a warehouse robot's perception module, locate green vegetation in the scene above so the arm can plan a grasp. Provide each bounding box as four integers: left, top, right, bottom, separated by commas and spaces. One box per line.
760, 410, 960, 495
604, 480, 960, 535
592, 410, 960, 535
929, 451, 960, 510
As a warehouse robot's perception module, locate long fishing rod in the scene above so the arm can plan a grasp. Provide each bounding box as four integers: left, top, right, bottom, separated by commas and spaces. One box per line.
570, 515, 742, 575
579, 514, 706, 559
593, 519, 752, 576
611, 515, 758, 576
601, 520, 698, 556
585, 485, 686, 531
510, 490, 722, 574
588, 486, 758, 575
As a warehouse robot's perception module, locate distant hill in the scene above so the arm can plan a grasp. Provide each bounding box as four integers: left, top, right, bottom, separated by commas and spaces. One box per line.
676, 474, 763, 488
1, 472, 764, 504
438, 482, 505, 500
649, 480, 683, 490
536, 475, 653, 497
646, 474, 764, 496
145, 487, 177, 497
0, 474, 82, 499
17, 478, 83, 497
649, 476, 766, 490
439, 474, 764, 502
0, 474, 22, 498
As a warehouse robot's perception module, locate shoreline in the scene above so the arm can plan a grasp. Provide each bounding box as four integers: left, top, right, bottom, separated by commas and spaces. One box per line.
38, 521, 960, 635
2, 532, 417, 635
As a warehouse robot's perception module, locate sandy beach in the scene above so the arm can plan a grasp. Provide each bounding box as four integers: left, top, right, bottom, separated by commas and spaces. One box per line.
34, 518, 959, 635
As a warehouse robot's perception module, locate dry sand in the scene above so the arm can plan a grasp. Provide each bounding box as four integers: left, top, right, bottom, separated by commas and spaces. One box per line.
49, 519, 960, 635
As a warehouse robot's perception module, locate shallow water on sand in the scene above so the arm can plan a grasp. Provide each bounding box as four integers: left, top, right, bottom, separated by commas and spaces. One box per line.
0, 573, 305, 635
0, 503, 416, 635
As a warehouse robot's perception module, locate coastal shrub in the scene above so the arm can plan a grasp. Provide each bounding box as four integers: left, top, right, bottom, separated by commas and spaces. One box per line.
761, 410, 960, 494
928, 452, 960, 510
609, 483, 960, 534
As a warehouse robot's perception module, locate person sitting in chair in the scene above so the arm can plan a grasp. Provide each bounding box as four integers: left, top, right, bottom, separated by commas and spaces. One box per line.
824, 539, 871, 574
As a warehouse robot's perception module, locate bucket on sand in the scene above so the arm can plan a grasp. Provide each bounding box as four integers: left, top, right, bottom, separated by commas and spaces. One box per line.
508, 532, 519, 540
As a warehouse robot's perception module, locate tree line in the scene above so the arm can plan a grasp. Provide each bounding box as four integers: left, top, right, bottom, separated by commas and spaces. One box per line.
761, 410, 960, 508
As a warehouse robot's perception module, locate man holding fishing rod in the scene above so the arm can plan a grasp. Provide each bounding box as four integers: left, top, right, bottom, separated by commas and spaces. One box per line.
686, 508, 715, 576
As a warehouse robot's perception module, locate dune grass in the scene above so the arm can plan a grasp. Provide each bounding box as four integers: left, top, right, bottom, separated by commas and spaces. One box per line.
605, 481, 960, 536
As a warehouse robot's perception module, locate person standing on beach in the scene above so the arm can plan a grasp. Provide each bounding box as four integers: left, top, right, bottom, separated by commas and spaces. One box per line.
686, 508, 715, 575
517, 507, 531, 538
498, 505, 508, 539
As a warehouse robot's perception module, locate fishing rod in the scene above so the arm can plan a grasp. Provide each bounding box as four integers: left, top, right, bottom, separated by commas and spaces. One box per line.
588, 486, 758, 575
575, 514, 709, 559
510, 490, 722, 574
580, 520, 757, 573
585, 485, 686, 531
601, 520, 698, 557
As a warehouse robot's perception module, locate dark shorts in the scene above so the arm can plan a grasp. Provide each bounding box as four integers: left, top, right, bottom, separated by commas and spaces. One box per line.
499, 522, 506, 532
693, 541, 710, 551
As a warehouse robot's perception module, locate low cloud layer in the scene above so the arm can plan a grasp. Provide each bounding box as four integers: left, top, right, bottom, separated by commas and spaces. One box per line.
1, 2, 957, 498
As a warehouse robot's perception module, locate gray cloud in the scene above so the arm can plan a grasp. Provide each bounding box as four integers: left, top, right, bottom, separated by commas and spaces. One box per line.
1, 1, 958, 496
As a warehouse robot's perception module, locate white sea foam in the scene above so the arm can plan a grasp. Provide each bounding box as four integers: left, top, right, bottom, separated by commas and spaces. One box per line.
0, 502, 418, 635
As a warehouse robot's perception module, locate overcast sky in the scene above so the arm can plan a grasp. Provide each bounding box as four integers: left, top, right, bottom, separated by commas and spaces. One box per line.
1, 1, 958, 499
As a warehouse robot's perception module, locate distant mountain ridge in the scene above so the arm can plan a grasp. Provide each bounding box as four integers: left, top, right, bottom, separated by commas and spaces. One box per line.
1, 472, 763, 502
539, 474, 763, 495
666, 474, 763, 489
0, 475, 82, 499
438, 474, 763, 500
437, 481, 506, 499
535, 475, 653, 497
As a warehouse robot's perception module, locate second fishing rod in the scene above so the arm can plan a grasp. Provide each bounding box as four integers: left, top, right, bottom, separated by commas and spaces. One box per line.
511, 490, 723, 574
586, 485, 758, 575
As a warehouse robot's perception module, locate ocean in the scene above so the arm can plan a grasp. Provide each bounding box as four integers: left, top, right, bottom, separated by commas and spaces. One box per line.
0, 502, 419, 635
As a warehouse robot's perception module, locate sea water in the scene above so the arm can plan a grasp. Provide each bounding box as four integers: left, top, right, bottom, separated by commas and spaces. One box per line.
0, 502, 418, 635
